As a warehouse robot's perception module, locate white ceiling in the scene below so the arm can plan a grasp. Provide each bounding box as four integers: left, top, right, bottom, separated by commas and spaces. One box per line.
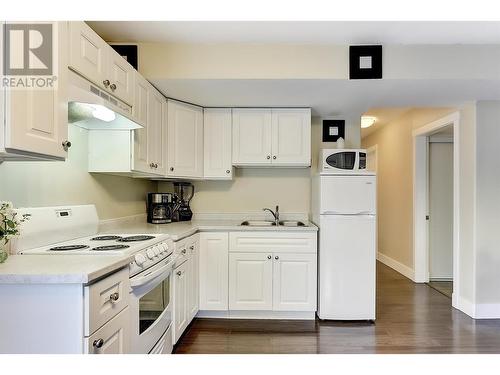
151, 78, 500, 118
87, 21, 500, 44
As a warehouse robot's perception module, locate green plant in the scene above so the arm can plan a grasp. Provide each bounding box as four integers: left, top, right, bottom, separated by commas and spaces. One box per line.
0, 202, 30, 245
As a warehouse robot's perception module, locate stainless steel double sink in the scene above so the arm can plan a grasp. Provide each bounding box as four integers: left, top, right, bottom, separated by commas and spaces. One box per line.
240, 220, 306, 227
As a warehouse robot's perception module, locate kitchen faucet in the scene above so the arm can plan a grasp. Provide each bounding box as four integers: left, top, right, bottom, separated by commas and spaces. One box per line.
263, 205, 280, 225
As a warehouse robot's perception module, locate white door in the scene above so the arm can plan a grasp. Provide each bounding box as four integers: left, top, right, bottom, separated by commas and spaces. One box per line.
273, 253, 317, 311
167, 100, 204, 178
232, 109, 272, 165
318, 214, 376, 320
131, 74, 149, 173
173, 260, 188, 344
320, 175, 376, 215
147, 89, 166, 176
271, 109, 311, 166
85, 307, 130, 354
429, 141, 454, 280
229, 252, 273, 310
5, 22, 68, 159
108, 49, 135, 104
187, 236, 200, 321
69, 21, 108, 89
204, 108, 233, 179
199, 233, 229, 311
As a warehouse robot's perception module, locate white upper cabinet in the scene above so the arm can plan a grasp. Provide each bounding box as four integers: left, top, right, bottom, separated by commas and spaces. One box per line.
167, 100, 204, 178
204, 108, 233, 179
232, 109, 272, 165
131, 73, 149, 173
69, 22, 134, 105
147, 89, 166, 176
232, 108, 311, 167
271, 109, 311, 166
1, 21, 69, 161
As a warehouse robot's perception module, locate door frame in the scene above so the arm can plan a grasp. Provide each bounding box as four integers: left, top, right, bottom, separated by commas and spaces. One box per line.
412, 112, 460, 307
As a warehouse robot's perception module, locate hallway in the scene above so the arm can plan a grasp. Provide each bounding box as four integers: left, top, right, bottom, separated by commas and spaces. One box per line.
174, 262, 500, 354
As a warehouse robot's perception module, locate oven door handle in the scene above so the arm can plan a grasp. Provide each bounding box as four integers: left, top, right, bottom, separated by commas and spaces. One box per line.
130, 258, 175, 288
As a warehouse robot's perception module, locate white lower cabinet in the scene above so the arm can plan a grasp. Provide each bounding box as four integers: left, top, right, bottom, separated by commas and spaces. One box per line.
199, 232, 229, 311
173, 259, 188, 344
187, 235, 200, 321
229, 252, 273, 310
272, 253, 317, 311
85, 306, 130, 354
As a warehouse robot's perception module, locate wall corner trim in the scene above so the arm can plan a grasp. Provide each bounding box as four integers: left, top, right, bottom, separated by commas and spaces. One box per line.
377, 252, 415, 282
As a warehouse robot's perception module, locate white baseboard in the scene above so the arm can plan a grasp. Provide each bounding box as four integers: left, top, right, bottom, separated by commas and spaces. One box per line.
475, 303, 500, 319
377, 252, 415, 281
196, 310, 316, 320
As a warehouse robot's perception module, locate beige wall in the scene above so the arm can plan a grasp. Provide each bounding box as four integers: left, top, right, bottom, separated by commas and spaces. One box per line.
361, 107, 456, 269
0, 125, 155, 220
158, 116, 361, 214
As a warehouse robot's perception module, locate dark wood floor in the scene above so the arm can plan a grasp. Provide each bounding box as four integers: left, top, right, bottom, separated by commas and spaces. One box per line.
174, 262, 500, 354
427, 280, 453, 298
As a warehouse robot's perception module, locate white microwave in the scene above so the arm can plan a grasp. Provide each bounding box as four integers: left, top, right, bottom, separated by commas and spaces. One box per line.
320, 149, 368, 173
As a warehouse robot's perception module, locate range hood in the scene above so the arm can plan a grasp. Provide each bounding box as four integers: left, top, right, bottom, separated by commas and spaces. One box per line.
68, 70, 142, 130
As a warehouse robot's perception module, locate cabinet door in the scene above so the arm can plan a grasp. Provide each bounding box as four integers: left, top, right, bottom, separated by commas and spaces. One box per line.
147, 88, 167, 176
187, 236, 200, 321
232, 109, 272, 165
204, 108, 232, 179
273, 253, 317, 311
229, 252, 273, 310
131, 74, 149, 173
199, 233, 229, 311
5, 22, 68, 159
69, 21, 108, 89
167, 100, 203, 178
85, 307, 130, 354
271, 109, 311, 166
108, 48, 135, 104
173, 261, 188, 344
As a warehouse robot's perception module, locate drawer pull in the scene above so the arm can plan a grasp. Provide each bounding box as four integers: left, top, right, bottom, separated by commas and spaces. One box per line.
109, 292, 119, 302
93, 338, 104, 348
177, 271, 182, 276
181, 249, 187, 254
267, 255, 272, 260
189, 245, 194, 250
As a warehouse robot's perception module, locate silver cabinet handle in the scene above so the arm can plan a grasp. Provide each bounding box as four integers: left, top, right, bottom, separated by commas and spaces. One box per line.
267, 255, 272, 260
189, 245, 194, 250
170, 167, 174, 172
109, 83, 117, 91
62, 140, 71, 151
177, 271, 182, 276
181, 249, 187, 254
154, 163, 159, 168
267, 155, 271, 160
109, 292, 119, 302
93, 338, 104, 348
273, 156, 277, 160
102, 80, 110, 87
149, 162, 155, 168
275, 256, 279, 260
226, 170, 230, 174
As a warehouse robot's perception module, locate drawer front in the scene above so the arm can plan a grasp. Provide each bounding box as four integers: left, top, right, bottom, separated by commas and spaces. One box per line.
173, 238, 189, 268
229, 232, 317, 253
85, 306, 130, 354
84, 267, 129, 336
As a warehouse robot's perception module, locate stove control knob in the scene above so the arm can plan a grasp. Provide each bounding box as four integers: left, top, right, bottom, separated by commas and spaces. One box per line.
162, 243, 169, 252
134, 253, 147, 266
154, 246, 161, 256
146, 249, 155, 260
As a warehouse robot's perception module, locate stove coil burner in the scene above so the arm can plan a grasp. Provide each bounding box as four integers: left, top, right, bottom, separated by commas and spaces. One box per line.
91, 235, 123, 241
49, 245, 89, 251
92, 245, 130, 251
117, 235, 155, 242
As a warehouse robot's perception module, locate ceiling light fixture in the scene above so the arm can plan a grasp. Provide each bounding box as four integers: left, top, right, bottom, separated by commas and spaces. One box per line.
361, 116, 376, 129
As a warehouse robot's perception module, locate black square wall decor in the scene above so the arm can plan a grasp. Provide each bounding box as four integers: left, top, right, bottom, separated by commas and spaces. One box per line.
349, 45, 382, 79
110, 45, 138, 70
322, 120, 345, 142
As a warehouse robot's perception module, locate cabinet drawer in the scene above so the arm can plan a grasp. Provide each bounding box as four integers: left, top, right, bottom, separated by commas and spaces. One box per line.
229, 232, 317, 253
85, 306, 130, 354
84, 267, 129, 336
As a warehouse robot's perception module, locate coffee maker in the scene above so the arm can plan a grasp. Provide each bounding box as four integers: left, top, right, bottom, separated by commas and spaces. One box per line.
173, 182, 194, 222
147, 193, 174, 224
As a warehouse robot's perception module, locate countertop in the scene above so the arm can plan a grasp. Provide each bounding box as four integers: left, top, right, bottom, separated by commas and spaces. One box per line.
0, 219, 317, 285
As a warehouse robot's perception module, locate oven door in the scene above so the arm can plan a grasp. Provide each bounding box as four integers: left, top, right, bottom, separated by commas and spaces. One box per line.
129, 256, 175, 354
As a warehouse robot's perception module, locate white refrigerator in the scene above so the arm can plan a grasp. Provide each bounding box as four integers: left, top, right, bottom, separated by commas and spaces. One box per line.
312, 173, 377, 320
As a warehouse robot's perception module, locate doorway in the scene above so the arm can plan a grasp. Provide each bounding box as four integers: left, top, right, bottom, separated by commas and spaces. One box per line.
412, 112, 460, 306
427, 128, 454, 298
